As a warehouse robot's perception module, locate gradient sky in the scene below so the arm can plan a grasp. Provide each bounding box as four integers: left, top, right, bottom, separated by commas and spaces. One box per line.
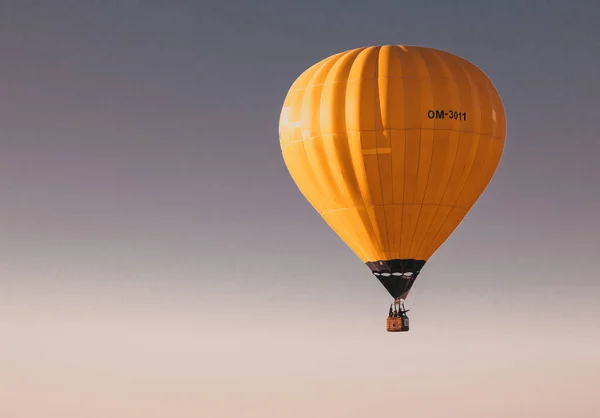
1, 1, 599, 417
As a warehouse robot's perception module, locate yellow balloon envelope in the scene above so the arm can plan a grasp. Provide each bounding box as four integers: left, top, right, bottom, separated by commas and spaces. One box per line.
279, 45, 506, 303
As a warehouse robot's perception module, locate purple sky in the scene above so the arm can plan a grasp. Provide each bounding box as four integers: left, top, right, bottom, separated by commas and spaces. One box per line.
1, 1, 599, 417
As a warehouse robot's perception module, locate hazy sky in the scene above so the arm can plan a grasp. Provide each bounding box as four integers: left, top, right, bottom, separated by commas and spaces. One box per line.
1, 1, 599, 417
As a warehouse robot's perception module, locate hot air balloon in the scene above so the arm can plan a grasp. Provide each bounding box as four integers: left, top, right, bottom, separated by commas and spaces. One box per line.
279, 45, 506, 332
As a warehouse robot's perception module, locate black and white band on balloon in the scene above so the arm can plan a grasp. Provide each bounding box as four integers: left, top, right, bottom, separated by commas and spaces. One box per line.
365, 259, 427, 300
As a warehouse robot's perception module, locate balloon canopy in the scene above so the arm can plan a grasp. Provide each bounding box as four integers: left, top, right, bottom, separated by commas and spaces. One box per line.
279, 45, 506, 303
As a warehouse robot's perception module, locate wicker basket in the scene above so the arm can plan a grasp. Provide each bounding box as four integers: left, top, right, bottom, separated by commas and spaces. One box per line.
386, 316, 409, 332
